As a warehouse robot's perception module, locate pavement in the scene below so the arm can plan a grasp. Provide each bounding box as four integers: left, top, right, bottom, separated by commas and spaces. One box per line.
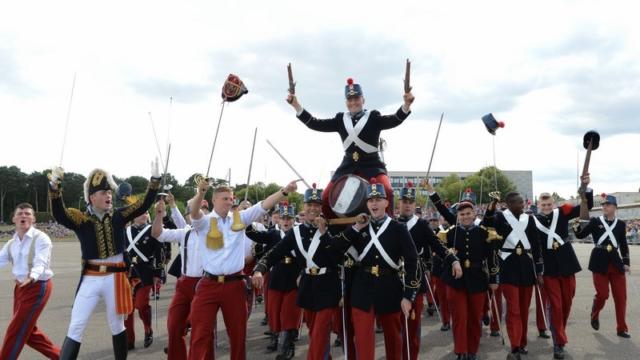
1, 242, 640, 360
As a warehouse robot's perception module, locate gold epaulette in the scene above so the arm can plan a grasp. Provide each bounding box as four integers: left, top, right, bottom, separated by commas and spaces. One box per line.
485, 227, 503, 242
437, 228, 449, 242
66, 208, 88, 225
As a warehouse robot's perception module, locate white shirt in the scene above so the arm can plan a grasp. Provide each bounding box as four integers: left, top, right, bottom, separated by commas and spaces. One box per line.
191, 202, 267, 275
157, 225, 203, 277
171, 206, 188, 230
0, 226, 54, 282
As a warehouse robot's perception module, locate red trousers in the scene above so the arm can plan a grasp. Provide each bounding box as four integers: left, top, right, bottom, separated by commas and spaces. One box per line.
402, 292, 424, 360
305, 308, 336, 360
535, 284, 549, 331
352, 307, 402, 360
543, 275, 576, 346
592, 263, 628, 332
267, 289, 302, 332
501, 284, 533, 350
332, 304, 356, 360
125, 284, 152, 345
322, 173, 394, 218
189, 277, 247, 360
166, 276, 203, 360
432, 275, 450, 325
483, 287, 503, 332
0, 280, 60, 360
447, 286, 485, 355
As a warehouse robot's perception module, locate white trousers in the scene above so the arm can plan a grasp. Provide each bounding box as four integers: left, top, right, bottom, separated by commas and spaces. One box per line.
67, 274, 126, 341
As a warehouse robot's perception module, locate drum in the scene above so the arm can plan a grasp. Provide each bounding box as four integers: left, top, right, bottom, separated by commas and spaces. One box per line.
328, 174, 369, 217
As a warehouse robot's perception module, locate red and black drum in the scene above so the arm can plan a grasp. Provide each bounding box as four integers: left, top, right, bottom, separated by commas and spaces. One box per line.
327, 174, 369, 217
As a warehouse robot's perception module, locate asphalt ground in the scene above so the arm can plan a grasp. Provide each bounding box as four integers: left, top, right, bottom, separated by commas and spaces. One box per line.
1, 242, 639, 360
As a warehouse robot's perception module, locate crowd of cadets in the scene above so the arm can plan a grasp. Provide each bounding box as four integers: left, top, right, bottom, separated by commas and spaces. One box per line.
0, 77, 632, 360
0, 166, 633, 360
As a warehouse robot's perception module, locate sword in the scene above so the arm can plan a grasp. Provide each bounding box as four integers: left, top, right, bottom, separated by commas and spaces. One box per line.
205, 101, 227, 178
399, 260, 411, 359
58, 73, 77, 168
244, 128, 258, 202
490, 289, 506, 346
266, 139, 311, 188
340, 265, 349, 359
423, 271, 442, 324
423, 112, 444, 208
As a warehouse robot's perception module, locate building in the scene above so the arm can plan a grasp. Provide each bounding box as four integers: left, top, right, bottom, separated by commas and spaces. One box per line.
386, 170, 534, 202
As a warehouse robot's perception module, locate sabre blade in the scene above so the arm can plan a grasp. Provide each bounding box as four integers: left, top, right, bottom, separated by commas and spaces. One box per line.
266, 139, 311, 188
244, 128, 258, 202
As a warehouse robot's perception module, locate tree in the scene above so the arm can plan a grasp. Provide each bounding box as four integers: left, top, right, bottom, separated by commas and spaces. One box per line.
433, 167, 517, 205
124, 176, 149, 195
61, 172, 87, 210
0, 166, 27, 222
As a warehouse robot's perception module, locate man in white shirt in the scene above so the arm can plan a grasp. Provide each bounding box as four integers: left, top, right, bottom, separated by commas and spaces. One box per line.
188, 179, 299, 360
0, 203, 60, 360
152, 198, 205, 360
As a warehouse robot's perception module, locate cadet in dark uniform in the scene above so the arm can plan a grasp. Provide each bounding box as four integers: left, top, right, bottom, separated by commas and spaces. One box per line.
396, 181, 461, 360
246, 201, 302, 359
482, 192, 543, 360
49, 164, 161, 360
575, 193, 630, 338
252, 184, 351, 360
340, 178, 420, 360
287, 78, 414, 217
533, 177, 592, 359
124, 211, 162, 349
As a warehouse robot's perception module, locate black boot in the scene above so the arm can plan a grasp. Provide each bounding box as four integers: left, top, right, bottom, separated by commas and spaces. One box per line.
276, 330, 295, 360
292, 328, 299, 342
112, 331, 128, 360
266, 332, 278, 353
553, 345, 565, 359
538, 329, 550, 339
59, 337, 81, 360
143, 329, 153, 348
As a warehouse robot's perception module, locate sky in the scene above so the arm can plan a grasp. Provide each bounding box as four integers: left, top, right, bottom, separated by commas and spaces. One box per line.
1, 0, 639, 199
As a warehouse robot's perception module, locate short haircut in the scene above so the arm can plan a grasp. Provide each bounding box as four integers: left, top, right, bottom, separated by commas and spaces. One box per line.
214, 186, 233, 194
14, 203, 34, 217
457, 201, 474, 212
505, 192, 521, 203
539, 192, 552, 201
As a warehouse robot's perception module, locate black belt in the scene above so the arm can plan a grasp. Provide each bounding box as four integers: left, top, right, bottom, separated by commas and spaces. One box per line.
203, 271, 246, 283
595, 244, 617, 253
84, 263, 128, 273
501, 247, 528, 256
362, 265, 393, 277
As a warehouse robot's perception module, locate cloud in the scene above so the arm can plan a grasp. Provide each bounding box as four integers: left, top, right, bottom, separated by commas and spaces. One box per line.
128, 78, 214, 104
0, 48, 36, 96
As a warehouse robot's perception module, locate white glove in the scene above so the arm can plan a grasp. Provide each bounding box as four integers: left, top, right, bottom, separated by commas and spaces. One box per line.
151, 157, 161, 178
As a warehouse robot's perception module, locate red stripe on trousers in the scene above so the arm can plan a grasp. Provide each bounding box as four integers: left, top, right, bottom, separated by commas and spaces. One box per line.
592, 263, 628, 332
446, 286, 485, 355
189, 278, 247, 360
352, 307, 402, 360
543, 274, 576, 346
166, 276, 202, 360
0, 280, 60, 360
501, 284, 533, 350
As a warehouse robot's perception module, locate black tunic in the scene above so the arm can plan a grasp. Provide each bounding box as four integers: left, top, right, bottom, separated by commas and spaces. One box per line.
254, 223, 350, 311
49, 178, 161, 261
297, 107, 410, 181
482, 208, 543, 286
127, 224, 162, 286
342, 217, 420, 314
397, 215, 457, 294
441, 224, 499, 293
575, 216, 630, 274
245, 225, 302, 292
533, 194, 593, 277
